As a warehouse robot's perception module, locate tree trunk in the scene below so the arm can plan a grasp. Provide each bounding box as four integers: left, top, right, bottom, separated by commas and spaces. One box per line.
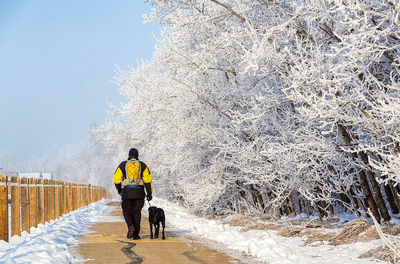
337, 123, 381, 222
288, 192, 295, 215
346, 188, 361, 217
329, 203, 334, 217
297, 195, 303, 214
338, 191, 350, 204
359, 170, 382, 222
248, 184, 265, 212
384, 182, 399, 214
313, 202, 325, 221
360, 152, 391, 221
389, 181, 400, 213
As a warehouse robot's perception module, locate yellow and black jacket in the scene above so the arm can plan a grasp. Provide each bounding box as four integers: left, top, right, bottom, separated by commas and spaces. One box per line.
113, 159, 153, 200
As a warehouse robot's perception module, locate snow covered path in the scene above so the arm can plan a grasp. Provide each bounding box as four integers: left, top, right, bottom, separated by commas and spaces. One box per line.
0, 198, 383, 263
74, 201, 247, 264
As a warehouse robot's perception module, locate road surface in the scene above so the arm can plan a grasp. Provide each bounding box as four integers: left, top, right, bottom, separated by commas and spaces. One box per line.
74, 201, 245, 264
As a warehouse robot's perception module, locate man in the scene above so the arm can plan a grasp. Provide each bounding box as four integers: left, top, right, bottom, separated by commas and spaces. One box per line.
113, 148, 153, 239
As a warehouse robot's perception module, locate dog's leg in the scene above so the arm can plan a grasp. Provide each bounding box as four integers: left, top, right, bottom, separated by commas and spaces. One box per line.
149, 221, 154, 239
161, 219, 166, 240
155, 223, 159, 239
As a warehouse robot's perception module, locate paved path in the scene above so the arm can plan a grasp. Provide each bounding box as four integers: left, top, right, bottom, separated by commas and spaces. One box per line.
74, 202, 243, 264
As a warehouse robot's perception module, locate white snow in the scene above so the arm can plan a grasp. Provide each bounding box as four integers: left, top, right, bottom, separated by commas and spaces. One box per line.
151, 198, 385, 264
0, 199, 111, 264
0, 198, 385, 263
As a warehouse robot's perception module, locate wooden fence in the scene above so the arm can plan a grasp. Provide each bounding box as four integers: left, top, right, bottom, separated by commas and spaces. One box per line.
0, 173, 110, 242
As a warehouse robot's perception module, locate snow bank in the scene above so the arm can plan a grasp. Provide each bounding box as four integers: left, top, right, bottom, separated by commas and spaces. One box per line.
0, 199, 110, 264
152, 198, 383, 264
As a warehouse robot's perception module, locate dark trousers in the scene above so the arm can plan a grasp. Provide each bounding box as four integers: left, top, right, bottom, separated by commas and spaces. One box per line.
121, 199, 144, 235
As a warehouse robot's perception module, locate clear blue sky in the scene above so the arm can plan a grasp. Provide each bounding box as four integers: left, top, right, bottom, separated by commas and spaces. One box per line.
0, 1, 159, 165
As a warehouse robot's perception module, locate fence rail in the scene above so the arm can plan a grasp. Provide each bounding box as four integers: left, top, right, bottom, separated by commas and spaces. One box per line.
0, 173, 110, 242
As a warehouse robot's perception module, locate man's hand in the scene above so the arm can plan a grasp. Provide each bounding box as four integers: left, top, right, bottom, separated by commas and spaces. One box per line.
115, 183, 122, 196
147, 193, 152, 201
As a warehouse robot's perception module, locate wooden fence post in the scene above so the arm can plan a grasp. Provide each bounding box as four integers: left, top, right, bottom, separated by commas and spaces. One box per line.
63, 182, 71, 214
77, 183, 81, 209
80, 184, 84, 207
81, 184, 85, 207
85, 185, 89, 206
11, 175, 20, 237
62, 181, 67, 215
72, 183, 77, 211
0, 174, 8, 241
20, 177, 29, 233
54, 180, 59, 219
89, 185, 92, 204
77, 184, 81, 209
37, 178, 45, 225
28, 178, 37, 229
44, 179, 50, 223
49, 179, 55, 220
68, 182, 73, 212
58, 181, 63, 217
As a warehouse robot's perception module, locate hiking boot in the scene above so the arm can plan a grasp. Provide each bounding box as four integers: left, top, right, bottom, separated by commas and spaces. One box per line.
127, 226, 135, 239
132, 234, 141, 240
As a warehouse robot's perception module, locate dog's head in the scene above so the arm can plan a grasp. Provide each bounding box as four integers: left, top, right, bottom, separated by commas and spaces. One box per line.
148, 206, 157, 214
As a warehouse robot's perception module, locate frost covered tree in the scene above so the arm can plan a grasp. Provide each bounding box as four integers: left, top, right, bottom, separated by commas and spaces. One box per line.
100, 0, 400, 221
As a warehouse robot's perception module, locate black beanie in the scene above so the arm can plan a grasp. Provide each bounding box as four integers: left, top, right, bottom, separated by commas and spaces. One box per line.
129, 148, 139, 159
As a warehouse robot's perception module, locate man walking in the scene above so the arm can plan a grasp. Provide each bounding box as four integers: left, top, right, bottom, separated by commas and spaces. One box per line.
113, 148, 153, 239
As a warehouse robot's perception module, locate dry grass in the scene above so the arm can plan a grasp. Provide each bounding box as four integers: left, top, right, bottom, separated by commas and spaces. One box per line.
302, 219, 400, 246
305, 219, 373, 245
287, 219, 324, 228
359, 243, 400, 263
223, 215, 254, 227
381, 225, 400, 236
292, 219, 371, 246
328, 219, 371, 246
223, 215, 400, 249
277, 226, 303, 237
241, 222, 281, 232
277, 218, 329, 238
259, 214, 273, 221
222, 214, 280, 232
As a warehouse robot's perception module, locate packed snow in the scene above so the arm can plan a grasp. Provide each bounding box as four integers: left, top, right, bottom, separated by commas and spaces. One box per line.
0, 198, 386, 263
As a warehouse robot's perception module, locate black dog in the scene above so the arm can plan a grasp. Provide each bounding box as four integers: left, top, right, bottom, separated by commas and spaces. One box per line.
148, 206, 166, 240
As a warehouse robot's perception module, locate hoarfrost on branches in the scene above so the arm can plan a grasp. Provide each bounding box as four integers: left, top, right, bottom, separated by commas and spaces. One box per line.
99, 0, 400, 219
